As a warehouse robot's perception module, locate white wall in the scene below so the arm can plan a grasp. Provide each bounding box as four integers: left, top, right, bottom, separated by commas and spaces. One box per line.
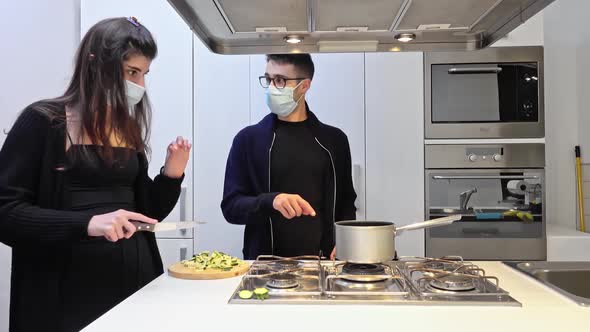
543, 0, 590, 230
492, 11, 544, 47
0, 1, 81, 330
0, 1, 80, 140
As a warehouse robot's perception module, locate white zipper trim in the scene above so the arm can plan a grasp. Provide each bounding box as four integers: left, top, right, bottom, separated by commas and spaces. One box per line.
315, 137, 337, 224
268, 132, 276, 254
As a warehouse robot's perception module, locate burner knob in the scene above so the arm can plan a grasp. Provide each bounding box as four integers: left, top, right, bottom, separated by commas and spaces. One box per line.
493, 154, 503, 162
468, 154, 478, 162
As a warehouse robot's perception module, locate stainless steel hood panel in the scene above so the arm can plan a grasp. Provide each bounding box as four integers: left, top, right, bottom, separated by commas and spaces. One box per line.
167, 0, 554, 54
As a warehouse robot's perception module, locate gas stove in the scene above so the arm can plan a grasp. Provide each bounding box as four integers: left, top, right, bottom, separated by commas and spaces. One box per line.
228, 255, 521, 306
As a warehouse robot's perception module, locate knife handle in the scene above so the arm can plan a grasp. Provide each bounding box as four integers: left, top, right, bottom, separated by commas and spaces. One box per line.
130, 221, 154, 232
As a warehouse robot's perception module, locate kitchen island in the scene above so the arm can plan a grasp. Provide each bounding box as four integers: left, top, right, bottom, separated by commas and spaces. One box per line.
83, 262, 588, 332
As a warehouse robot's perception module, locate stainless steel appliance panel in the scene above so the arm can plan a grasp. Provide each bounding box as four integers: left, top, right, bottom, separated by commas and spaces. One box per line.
425, 144, 546, 260
425, 46, 544, 138
425, 144, 545, 169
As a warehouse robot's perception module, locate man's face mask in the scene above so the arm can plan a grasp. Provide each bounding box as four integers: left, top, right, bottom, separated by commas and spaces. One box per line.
265, 80, 304, 117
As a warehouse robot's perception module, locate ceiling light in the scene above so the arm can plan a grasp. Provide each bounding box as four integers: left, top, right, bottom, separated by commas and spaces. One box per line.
390, 47, 401, 52
284, 36, 303, 44
394, 33, 415, 43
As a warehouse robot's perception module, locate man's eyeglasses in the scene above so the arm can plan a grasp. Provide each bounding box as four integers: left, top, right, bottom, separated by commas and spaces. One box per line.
259, 75, 307, 89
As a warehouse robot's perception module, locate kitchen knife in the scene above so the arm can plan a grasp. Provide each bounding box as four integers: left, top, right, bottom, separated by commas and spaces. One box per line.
130, 221, 205, 232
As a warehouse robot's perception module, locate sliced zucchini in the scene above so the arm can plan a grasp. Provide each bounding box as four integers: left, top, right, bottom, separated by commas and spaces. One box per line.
183, 251, 245, 271
253, 287, 269, 300
238, 290, 253, 299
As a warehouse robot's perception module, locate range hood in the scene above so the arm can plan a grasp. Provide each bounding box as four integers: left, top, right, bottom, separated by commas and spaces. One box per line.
167, 0, 554, 54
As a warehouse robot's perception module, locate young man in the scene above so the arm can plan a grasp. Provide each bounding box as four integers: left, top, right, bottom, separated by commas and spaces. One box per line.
221, 54, 356, 259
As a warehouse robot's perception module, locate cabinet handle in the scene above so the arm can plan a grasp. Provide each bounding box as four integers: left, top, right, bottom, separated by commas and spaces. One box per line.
432, 175, 540, 180
179, 186, 187, 235
352, 163, 363, 216
448, 67, 502, 74
180, 246, 188, 261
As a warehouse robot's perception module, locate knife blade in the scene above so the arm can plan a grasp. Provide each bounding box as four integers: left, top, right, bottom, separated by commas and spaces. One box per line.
131, 221, 205, 232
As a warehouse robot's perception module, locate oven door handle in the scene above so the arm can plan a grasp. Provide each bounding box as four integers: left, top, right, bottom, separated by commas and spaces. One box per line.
432, 175, 540, 180
448, 67, 502, 74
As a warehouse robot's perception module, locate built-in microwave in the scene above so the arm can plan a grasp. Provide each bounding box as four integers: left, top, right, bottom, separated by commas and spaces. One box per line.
424, 46, 544, 139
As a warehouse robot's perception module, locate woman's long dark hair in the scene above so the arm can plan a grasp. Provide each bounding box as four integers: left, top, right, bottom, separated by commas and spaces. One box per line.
38, 17, 157, 163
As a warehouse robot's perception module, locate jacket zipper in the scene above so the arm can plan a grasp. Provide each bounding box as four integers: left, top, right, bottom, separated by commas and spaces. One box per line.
268, 132, 276, 254
314, 137, 337, 224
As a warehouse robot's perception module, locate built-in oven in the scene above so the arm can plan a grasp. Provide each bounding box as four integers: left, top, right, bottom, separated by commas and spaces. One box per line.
425, 46, 544, 139
425, 144, 545, 260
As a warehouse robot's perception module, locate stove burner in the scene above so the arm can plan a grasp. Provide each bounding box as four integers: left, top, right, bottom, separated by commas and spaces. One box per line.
333, 278, 391, 291
268, 260, 301, 271
266, 273, 299, 289
421, 261, 446, 271
428, 275, 476, 292
342, 264, 385, 275
341, 263, 389, 282
294, 268, 319, 277
248, 268, 272, 276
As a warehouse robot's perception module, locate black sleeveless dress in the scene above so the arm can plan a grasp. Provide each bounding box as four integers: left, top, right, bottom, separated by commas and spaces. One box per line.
59, 146, 160, 331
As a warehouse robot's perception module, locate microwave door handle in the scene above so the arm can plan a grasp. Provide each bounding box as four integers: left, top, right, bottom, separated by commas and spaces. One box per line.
448, 67, 502, 74
432, 175, 540, 180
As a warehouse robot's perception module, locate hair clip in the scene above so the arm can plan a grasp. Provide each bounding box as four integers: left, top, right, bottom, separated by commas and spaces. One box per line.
127, 16, 140, 27
89, 53, 95, 60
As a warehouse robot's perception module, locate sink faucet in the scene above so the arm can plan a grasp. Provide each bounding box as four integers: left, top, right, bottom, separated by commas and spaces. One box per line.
459, 188, 477, 211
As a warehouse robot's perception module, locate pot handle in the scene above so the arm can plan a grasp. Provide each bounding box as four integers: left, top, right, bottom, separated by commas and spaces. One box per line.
395, 215, 462, 235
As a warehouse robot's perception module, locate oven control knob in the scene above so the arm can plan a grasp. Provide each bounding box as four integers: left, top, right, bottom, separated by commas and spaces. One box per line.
468, 154, 478, 162
493, 154, 503, 162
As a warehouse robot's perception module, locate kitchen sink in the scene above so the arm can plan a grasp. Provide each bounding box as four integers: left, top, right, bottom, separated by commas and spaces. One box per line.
504, 261, 590, 306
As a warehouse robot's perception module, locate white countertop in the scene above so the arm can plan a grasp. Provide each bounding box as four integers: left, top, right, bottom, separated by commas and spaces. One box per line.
547, 224, 590, 261
82, 261, 588, 332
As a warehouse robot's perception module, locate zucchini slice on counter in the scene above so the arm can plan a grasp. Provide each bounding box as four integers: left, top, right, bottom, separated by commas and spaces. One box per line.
238, 290, 253, 299
253, 287, 269, 300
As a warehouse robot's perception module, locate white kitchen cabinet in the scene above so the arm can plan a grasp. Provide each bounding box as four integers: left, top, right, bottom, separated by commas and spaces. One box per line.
365, 52, 425, 257
156, 238, 194, 269
543, 0, 590, 232
193, 36, 250, 257
1, 118, 14, 148
248, 55, 267, 122
0, 244, 9, 331
306, 53, 366, 220
0, 100, 18, 322
0, 116, 12, 332
250, 53, 367, 219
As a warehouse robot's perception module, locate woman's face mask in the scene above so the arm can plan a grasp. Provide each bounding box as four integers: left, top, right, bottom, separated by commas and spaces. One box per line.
265, 80, 304, 117
125, 80, 145, 107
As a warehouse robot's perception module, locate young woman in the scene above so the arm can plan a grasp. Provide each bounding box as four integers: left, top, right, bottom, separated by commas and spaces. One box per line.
0, 17, 191, 331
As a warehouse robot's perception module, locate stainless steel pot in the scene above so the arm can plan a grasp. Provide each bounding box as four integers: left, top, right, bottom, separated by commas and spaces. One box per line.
334, 215, 462, 263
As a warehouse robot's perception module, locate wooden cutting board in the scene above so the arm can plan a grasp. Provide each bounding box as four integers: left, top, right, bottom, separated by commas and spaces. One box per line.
168, 261, 250, 280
